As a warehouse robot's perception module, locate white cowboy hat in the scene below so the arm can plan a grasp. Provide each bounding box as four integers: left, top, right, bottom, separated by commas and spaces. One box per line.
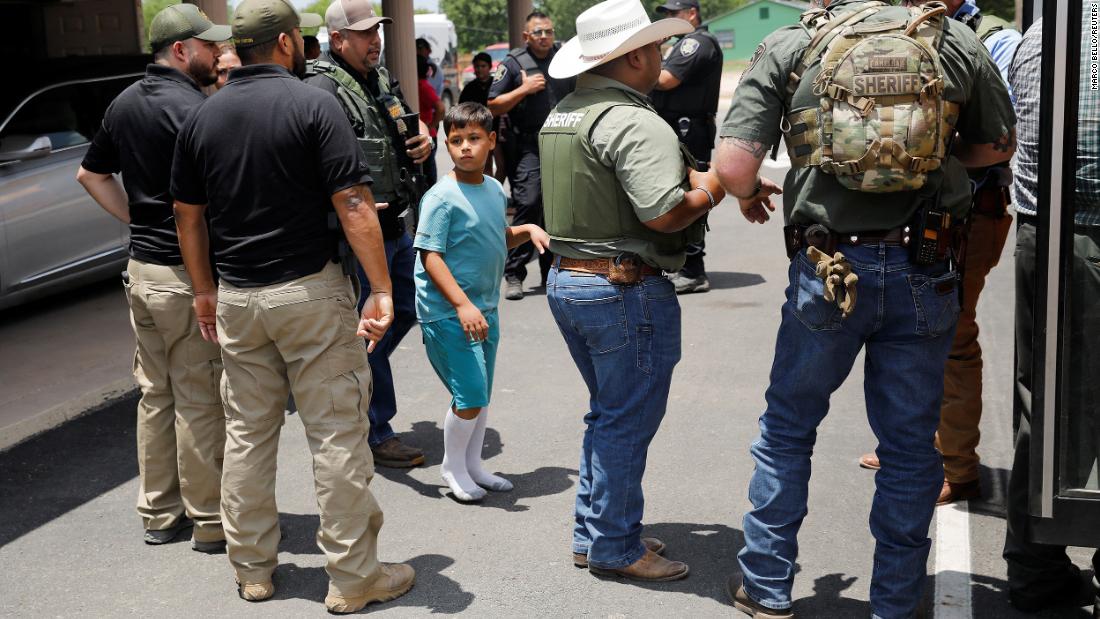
549, 0, 692, 79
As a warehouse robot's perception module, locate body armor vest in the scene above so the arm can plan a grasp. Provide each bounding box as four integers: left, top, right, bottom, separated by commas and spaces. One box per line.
538, 87, 704, 255
781, 1, 961, 193
305, 60, 412, 204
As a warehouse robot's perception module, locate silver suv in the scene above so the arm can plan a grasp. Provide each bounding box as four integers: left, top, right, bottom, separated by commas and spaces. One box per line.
0, 73, 142, 310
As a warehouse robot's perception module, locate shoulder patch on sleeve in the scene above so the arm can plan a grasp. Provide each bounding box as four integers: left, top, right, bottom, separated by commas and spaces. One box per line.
747, 42, 766, 73
679, 38, 700, 57
492, 63, 508, 83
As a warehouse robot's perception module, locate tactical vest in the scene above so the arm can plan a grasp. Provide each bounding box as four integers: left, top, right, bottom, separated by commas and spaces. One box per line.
957, 11, 1012, 42
538, 87, 704, 255
505, 43, 568, 132
305, 60, 412, 204
781, 1, 961, 193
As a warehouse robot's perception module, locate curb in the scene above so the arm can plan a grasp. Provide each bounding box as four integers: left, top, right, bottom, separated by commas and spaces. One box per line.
0, 378, 137, 453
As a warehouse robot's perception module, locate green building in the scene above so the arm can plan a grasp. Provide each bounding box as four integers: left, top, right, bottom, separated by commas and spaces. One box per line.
705, 0, 809, 61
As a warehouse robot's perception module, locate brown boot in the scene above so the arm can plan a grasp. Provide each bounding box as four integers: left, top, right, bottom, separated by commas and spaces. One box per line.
858, 452, 880, 470
573, 537, 665, 568
235, 579, 275, 602
370, 437, 425, 468
588, 548, 688, 582
936, 479, 981, 506
727, 576, 794, 618
325, 563, 415, 614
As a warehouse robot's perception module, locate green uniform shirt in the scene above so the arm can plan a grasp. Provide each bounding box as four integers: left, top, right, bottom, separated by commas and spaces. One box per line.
721, 0, 1016, 232
550, 74, 690, 272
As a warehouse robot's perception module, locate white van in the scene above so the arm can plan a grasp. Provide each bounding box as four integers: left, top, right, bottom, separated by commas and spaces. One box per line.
413, 14, 460, 109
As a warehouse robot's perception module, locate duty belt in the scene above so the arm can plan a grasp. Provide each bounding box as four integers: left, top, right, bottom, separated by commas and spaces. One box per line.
784, 223, 912, 259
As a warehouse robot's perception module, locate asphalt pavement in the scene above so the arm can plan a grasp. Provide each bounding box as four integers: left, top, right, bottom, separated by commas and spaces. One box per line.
2, 154, 1096, 617
2, 94, 1096, 616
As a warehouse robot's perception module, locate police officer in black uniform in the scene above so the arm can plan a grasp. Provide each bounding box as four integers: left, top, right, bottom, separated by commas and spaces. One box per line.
652, 0, 723, 294
488, 10, 576, 300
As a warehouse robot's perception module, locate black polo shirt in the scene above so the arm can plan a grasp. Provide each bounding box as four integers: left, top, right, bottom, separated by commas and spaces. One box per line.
171, 64, 371, 287
82, 64, 205, 266
459, 78, 491, 106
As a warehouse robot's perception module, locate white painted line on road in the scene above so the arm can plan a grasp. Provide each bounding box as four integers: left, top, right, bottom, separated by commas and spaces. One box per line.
933, 500, 972, 619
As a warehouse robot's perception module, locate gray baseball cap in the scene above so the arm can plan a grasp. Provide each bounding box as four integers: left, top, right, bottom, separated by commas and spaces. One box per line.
149, 3, 231, 51
326, 0, 392, 32
232, 0, 323, 48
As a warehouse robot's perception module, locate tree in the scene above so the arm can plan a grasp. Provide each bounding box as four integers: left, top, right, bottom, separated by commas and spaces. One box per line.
301, 0, 332, 36
441, 0, 509, 51
538, 0, 589, 41
142, 0, 181, 51
979, 0, 1016, 21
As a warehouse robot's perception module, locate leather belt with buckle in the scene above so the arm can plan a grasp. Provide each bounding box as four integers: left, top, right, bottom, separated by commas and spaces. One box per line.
557, 256, 662, 285
784, 224, 913, 259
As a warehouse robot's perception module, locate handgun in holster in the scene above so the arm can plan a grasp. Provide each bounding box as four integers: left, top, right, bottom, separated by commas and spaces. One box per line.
328, 212, 357, 277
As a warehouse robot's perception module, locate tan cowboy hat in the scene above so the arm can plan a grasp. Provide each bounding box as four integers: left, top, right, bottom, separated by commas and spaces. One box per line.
549, 0, 692, 79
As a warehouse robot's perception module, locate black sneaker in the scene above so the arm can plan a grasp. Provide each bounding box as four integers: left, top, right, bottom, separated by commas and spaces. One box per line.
144, 516, 193, 545
727, 576, 794, 618
192, 539, 227, 554
1008, 569, 1092, 612
504, 277, 524, 300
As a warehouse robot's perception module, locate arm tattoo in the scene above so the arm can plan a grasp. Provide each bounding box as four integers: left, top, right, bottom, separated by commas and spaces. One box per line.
728, 137, 769, 160
340, 186, 368, 211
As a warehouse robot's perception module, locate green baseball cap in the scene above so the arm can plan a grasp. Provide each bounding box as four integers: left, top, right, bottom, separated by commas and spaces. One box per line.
148, 3, 231, 52
232, 0, 323, 48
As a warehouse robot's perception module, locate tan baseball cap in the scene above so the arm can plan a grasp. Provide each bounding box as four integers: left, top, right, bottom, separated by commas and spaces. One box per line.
325, 0, 392, 32
232, 0, 323, 48
149, 4, 231, 52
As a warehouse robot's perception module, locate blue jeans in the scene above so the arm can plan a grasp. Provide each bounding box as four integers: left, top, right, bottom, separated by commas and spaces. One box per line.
356, 232, 417, 447
546, 265, 682, 569
739, 244, 960, 619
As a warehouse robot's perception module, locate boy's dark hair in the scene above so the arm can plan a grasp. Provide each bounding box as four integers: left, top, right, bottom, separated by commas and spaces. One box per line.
472, 52, 492, 66
443, 102, 494, 136
526, 10, 549, 23
415, 37, 431, 51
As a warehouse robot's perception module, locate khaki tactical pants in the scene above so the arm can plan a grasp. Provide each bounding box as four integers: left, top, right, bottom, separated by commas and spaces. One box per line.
935, 213, 1013, 484
126, 258, 225, 541
217, 262, 383, 596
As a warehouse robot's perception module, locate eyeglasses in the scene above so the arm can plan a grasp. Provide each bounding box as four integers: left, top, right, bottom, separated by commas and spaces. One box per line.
528, 28, 555, 38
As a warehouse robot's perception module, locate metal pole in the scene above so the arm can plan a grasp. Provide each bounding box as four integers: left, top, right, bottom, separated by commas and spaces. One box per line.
383, 0, 418, 112
508, 0, 532, 49
185, 0, 228, 24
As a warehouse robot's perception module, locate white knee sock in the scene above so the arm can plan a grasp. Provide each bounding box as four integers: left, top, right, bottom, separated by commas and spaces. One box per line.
466, 408, 513, 492
441, 408, 486, 502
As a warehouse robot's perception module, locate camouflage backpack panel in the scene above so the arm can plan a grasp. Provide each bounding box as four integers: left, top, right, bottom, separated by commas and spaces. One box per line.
783, 2, 961, 193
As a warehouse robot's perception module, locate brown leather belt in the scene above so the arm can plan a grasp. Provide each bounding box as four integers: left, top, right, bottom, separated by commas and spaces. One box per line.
557, 257, 662, 277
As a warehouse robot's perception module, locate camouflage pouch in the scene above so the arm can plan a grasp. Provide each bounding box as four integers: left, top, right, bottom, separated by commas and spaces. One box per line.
782, 2, 962, 193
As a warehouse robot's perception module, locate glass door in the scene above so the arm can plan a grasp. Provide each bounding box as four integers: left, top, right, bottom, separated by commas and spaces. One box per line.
1026, 0, 1100, 547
